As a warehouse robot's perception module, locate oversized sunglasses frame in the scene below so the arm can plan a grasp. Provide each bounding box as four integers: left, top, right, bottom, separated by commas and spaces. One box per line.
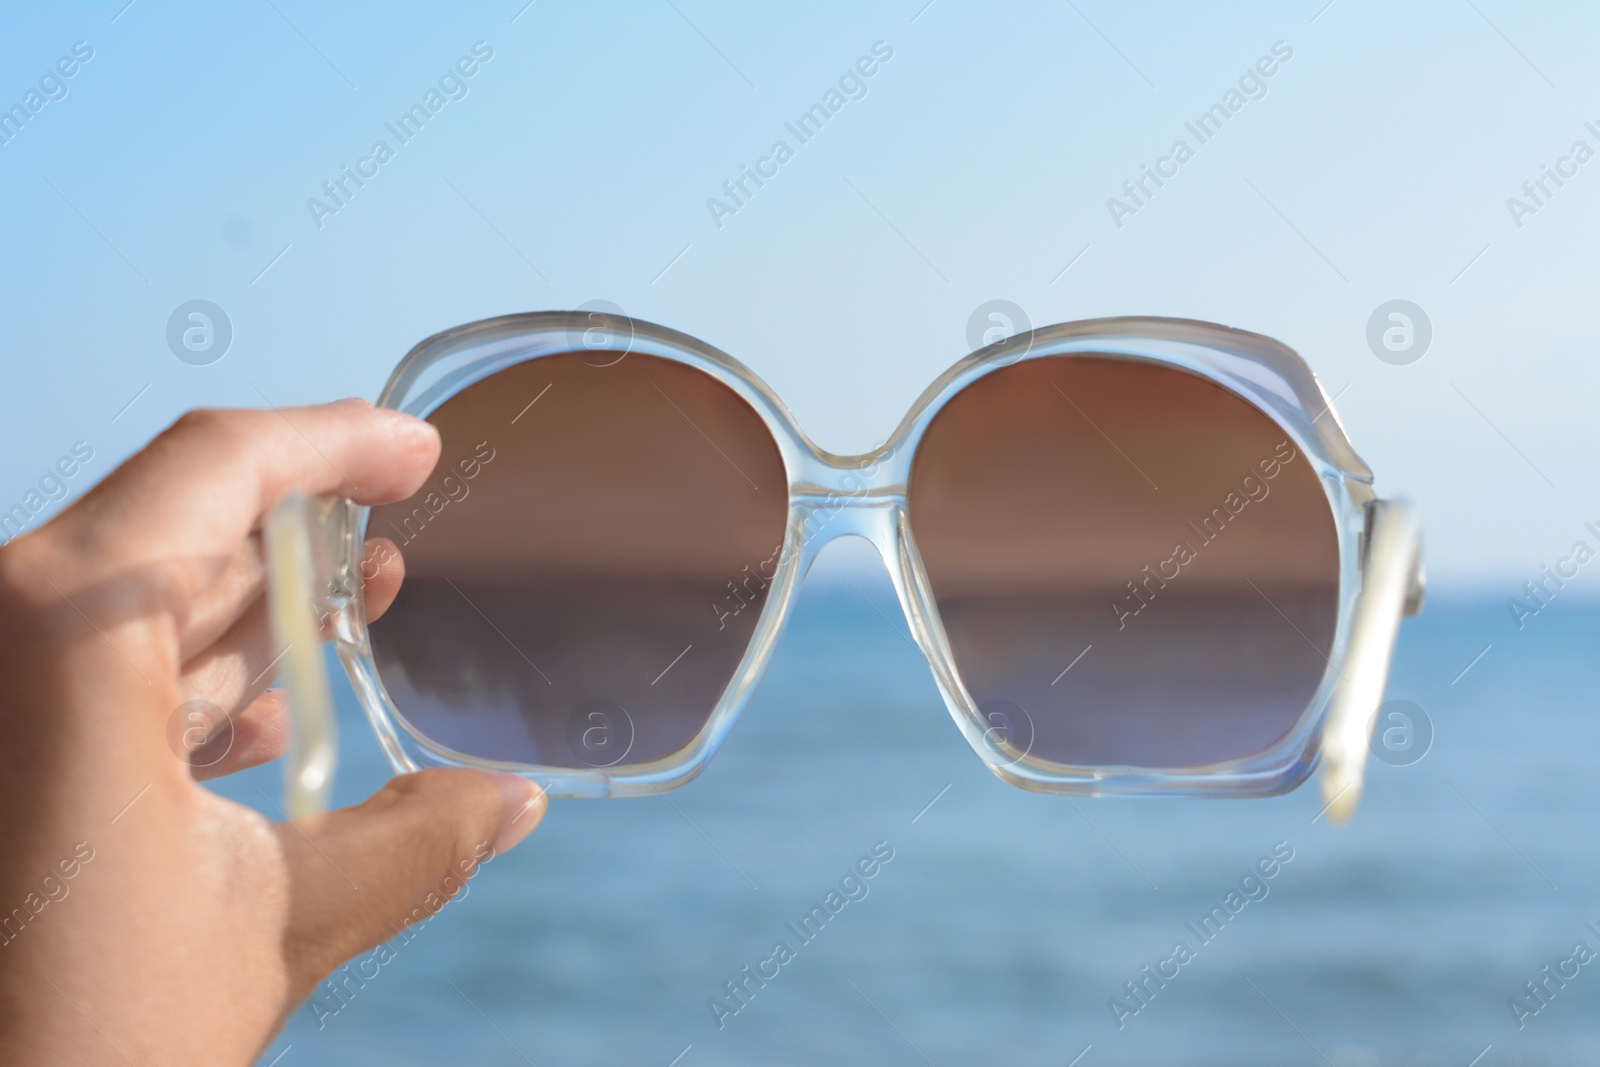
267, 312, 1424, 825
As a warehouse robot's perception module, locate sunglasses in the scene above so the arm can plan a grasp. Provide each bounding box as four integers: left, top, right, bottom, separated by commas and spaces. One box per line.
266, 312, 1423, 825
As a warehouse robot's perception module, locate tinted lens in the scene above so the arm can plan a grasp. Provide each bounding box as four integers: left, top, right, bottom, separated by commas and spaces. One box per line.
907, 356, 1339, 769
368, 352, 788, 770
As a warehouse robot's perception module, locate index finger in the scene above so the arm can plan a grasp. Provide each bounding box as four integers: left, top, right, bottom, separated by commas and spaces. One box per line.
39, 400, 440, 603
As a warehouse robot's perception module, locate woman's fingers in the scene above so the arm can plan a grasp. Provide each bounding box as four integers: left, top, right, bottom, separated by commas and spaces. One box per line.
188, 689, 290, 780
356, 538, 407, 621
39, 403, 439, 611
179, 539, 408, 719
177, 532, 266, 664
275, 769, 545, 998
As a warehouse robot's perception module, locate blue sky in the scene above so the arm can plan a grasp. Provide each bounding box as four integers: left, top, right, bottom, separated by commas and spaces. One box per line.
2, 0, 1596, 590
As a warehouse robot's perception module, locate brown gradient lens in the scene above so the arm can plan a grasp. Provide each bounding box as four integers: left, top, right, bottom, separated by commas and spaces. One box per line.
367, 353, 788, 770
907, 356, 1339, 770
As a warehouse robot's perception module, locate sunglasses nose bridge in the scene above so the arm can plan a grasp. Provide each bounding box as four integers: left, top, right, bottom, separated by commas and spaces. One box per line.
788, 443, 907, 551
788, 496, 907, 603
788, 441, 903, 496
791, 494, 901, 548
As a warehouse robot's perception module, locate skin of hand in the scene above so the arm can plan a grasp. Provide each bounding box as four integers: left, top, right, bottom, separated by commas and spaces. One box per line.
0, 400, 546, 1065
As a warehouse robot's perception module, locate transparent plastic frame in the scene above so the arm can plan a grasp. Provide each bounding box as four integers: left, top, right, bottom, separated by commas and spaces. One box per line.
270, 312, 1423, 822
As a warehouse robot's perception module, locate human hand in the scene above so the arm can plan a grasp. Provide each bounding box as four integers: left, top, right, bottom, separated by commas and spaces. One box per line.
0, 401, 546, 1065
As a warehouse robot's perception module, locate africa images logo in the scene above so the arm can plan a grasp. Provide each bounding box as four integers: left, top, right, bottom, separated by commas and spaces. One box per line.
1111, 441, 1299, 629
305, 42, 495, 230
1105, 40, 1294, 229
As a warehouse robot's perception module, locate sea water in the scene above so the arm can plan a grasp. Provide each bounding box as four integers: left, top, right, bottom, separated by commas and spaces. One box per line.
219, 571, 1600, 1067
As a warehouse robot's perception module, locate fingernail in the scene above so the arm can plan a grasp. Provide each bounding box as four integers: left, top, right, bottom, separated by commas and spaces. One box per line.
481, 772, 546, 854
336, 396, 373, 406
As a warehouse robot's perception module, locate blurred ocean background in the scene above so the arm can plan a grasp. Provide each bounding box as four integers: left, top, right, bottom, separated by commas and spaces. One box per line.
209, 568, 1600, 1067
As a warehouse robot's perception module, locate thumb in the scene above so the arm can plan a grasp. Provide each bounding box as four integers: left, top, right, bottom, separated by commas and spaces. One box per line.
273, 768, 546, 996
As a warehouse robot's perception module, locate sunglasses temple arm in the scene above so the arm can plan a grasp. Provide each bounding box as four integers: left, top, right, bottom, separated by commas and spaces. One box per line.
266, 492, 352, 821
1317, 498, 1424, 824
